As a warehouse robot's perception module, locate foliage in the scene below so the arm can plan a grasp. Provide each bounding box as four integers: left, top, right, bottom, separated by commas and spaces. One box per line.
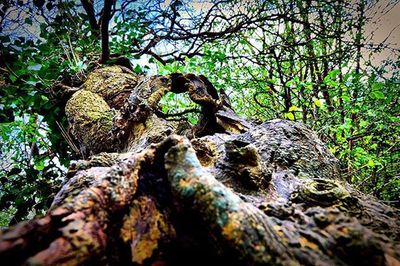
0, 0, 100, 225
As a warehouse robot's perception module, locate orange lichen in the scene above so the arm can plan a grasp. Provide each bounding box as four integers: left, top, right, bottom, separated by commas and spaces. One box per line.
222, 213, 242, 243
272, 225, 285, 237
384, 253, 400, 266
120, 196, 175, 264
338, 226, 348, 234
298, 237, 318, 250
178, 177, 197, 190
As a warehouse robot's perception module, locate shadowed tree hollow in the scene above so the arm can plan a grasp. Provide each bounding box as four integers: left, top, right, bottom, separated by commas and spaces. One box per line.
0, 66, 399, 265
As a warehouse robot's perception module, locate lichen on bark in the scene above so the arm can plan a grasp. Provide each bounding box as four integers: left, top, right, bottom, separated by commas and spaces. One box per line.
1, 67, 399, 266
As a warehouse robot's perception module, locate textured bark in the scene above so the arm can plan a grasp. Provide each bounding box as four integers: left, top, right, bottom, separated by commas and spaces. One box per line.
0, 66, 399, 265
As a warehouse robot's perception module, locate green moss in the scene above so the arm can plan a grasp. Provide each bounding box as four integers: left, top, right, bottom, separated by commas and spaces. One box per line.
81, 66, 138, 102
65, 90, 113, 153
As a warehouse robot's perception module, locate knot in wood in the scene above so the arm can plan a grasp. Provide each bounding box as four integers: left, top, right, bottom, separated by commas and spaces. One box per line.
224, 139, 269, 190
290, 179, 349, 207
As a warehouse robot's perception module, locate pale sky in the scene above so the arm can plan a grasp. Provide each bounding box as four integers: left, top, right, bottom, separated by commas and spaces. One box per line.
364, 0, 400, 65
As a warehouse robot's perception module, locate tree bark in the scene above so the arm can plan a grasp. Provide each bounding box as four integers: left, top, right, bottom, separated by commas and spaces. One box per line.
0, 66, 399, 265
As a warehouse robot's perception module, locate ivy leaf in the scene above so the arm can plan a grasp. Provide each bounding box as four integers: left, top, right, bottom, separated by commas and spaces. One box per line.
133, 64, 142, 74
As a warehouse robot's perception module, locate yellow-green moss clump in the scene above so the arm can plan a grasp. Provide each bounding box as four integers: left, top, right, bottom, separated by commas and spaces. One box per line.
65, 66, 141, 154
65, 89, 113, 154
81, 66, 138, 109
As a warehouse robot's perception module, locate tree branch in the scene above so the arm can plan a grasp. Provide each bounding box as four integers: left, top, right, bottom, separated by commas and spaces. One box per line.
80, 0, 99, 37
100, 0, 113, 63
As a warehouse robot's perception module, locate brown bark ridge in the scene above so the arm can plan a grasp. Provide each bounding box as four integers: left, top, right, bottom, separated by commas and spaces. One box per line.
0, 66, 399, 265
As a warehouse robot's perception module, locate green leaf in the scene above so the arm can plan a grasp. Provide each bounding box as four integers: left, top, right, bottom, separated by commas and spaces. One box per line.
342, 95, 351, 103
289, 106, 298, 112
215, 52, 226, 61
371, 91, 385, 99
371, 82, 384, 91
313, 99, 322, 107
41, 95, 49, 102
367, 159, 375, 168
35, 160, 45, 171
9, 74, 17, 82
285, 112, 295, 120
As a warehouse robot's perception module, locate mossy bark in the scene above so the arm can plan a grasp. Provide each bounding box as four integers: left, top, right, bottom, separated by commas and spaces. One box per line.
0, 66, 399, 265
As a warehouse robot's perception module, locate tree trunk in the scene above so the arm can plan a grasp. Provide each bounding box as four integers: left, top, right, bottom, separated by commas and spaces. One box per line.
0, 66, 399, 266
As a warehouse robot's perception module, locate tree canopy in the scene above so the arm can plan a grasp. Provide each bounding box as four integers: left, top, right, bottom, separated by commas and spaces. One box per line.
0, 0, 399, 226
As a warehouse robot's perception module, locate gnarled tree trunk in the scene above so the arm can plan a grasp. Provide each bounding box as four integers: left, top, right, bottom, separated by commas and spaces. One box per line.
0, 66, 399, 265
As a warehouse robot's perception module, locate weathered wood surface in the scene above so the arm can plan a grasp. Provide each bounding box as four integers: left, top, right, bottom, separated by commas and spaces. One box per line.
0, 66, 399, 265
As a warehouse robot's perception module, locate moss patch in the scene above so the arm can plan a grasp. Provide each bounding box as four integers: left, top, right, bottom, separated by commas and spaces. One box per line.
81, 66, 139, 109
65, 89, 113, 154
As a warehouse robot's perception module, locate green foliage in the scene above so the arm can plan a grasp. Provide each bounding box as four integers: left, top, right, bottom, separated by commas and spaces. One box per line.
0, 113, 67, 225
0, 1, 100, 225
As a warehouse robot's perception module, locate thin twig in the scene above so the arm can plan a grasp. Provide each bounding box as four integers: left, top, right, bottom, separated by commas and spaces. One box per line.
56, 121, 80, 155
